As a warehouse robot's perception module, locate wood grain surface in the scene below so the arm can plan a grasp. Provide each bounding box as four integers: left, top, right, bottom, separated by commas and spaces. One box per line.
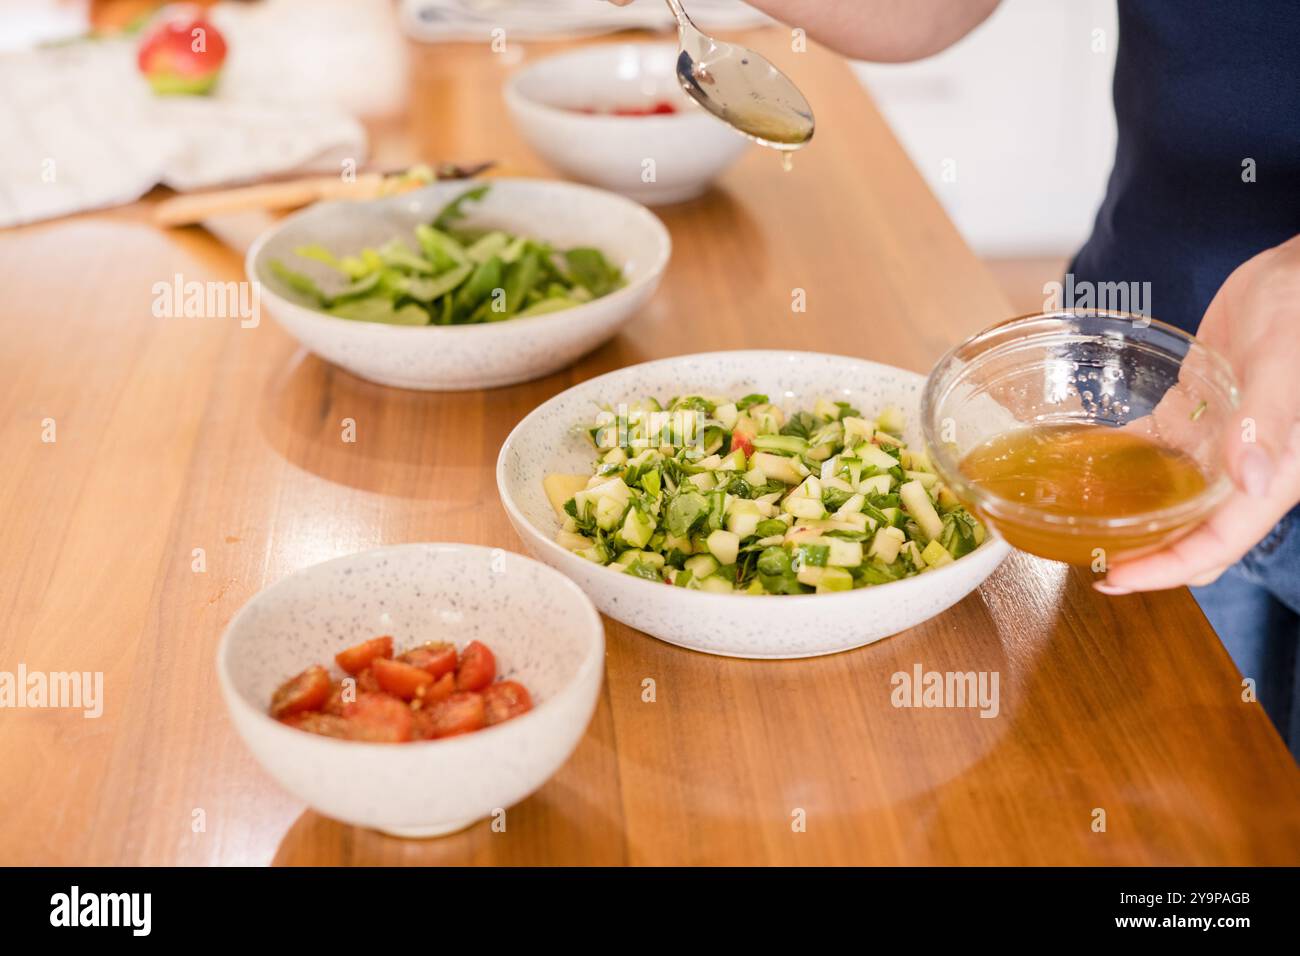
0, 30, 1296, 866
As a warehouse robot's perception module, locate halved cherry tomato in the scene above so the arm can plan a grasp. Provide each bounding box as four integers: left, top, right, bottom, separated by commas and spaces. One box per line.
270, 665, 331, 718
416, 671, 455, 706
483, 680, 533, 725
425, 692, 486, 738
399, 642, 457, 679
335, 636, 393, 675
372, 657, 433, 700
356, 668, 381, 694
280, 711, 351, 738
342, 693, 413, 743
731, 431, 754, 458
323, 679, 355, 715
456, 641, 496, 691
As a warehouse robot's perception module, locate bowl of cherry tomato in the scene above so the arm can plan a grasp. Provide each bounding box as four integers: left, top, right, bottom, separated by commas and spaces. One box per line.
217, 543, 604, 838
505, 43, 751, 205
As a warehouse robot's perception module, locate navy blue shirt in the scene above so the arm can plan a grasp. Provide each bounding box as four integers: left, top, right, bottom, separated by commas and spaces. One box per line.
1070, 0, 1300, 333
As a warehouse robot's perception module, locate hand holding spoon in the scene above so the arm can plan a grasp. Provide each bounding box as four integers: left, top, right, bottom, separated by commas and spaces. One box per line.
663, 0, 815, 150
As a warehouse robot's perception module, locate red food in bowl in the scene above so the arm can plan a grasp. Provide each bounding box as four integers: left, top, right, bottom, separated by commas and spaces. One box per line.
269, 637, 532, 743
574, 101, 679, 116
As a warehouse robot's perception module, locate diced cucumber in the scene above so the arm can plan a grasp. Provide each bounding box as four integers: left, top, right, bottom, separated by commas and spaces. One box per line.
842, 418, 876, 443
684, 554, 719, 578
752, 434, 809, 455
573, 477, 632, 513
620, 508, 656, 549
868, 526, 906, 563
876, 406, 906, 434
921, 538, 951, 567
715, 403, 739, 430
826, 539, 863, 567
920, 538, 951, 567
834, 493, 865, 518
688, 471, 717, 492
663, 531, 693, 555
595, 495, 628, 531
751, 452, 807, 485
858, 445, 899, 471
904, 470, 938, 489
815, 566, 854, 593
792, 476, 822, 500
858, 474, 893, 497
935, 489, 967, 512
706, 529, 740, 566
796, 564, 826, 587
783, 496, 826, 520
699, 575, 735, 594
900, 480, 944, 540
719, 448, 747, 471
726, 510, 762, 539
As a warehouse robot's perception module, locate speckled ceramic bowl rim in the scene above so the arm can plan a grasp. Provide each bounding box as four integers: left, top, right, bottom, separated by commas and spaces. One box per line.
245, 178, 672, 336
920, 310, 1240, 533
217, 542, 605, 752
504, 42, 715, 127
495, 349, 1009, 605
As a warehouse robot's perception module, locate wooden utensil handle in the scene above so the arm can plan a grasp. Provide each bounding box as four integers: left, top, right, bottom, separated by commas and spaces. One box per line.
152, 174, 385, 227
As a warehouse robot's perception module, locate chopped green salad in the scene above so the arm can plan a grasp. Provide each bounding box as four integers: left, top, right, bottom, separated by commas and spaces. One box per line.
544, 394, 988, 594
268, 185, 624, 326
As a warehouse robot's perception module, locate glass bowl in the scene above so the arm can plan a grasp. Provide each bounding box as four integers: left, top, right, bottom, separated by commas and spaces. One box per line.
921, 310, 1239, 566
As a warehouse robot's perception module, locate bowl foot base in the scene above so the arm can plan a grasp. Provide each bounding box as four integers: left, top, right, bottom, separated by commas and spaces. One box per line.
378, 817, 484, 839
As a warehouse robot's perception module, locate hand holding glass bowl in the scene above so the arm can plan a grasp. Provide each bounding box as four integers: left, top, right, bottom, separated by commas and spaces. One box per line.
921, 310, 1240, 571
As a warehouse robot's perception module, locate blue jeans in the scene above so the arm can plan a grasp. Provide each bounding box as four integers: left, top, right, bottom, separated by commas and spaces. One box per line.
1192, 505, 1300, 760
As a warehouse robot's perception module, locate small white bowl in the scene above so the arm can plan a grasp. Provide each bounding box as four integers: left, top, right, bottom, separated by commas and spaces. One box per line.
496, 351, 1011, 659
505, 43, 750, 205
247, 178, 670, 390
217, 543, 605, 838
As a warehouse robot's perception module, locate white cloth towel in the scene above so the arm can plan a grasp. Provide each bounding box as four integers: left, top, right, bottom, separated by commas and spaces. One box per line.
0, 1, 387, 229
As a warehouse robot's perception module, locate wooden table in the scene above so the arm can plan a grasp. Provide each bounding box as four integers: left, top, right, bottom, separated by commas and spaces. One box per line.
1, 31, 1297, 867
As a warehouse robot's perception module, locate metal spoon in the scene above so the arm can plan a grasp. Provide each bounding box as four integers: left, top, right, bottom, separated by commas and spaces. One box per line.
665, 0, 814, 150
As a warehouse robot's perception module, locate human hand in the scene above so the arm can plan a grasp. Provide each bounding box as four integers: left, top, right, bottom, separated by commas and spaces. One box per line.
1098, 235, 1300, 593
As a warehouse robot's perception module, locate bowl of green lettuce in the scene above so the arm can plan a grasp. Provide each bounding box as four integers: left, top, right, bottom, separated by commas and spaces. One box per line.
247, 178, 670, 390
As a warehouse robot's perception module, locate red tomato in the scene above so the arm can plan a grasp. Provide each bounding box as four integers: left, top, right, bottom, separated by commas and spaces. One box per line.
280, 712, 351, 738
356, 667, 382, 694
335, 636, 393, 675
483, 681, 533, 725
372, 657, 434, 700
416, 672, 455, 706
425, 692, 486, 738
456, 641, 496, 691
270, 665, 331, 719
136, 11, 228, 95
399, 642, 458, 679
731, 431, 754, 458
342, 693, 413, 743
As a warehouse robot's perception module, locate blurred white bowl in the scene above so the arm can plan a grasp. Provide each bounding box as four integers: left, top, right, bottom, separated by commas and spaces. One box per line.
247, 178, 670, 390
505, 43, 750, 205
496, 351, 1011, 659
218, 543, 605, 838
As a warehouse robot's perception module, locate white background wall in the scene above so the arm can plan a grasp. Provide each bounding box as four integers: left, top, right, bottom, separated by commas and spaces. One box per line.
853, 0, 1118, 257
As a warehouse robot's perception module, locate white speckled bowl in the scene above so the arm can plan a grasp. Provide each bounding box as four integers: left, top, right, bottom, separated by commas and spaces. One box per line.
496, 351, 1011, 659
246, 178, 670, 390
505, 43, 751, 205
217, 543, 604, 838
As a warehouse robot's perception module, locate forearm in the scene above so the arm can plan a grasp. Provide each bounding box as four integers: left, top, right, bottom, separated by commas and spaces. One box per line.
742, 0, 1002, 62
